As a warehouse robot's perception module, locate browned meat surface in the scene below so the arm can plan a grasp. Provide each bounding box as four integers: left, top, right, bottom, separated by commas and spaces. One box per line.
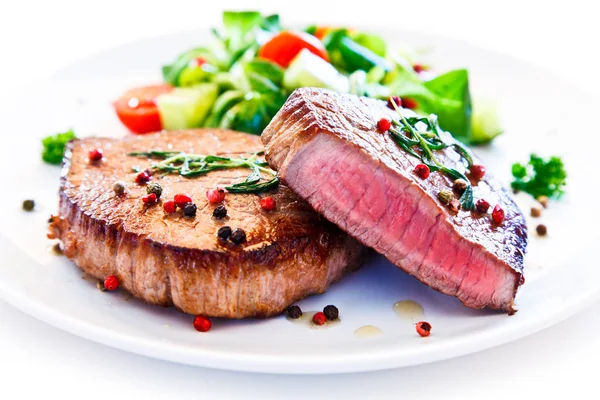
49, 129, 364, 318
262, 88, 528, 313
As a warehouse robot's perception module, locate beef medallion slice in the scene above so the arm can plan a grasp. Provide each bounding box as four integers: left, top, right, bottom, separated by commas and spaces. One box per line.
262, 88, 528, 313
49, 129, 364, 318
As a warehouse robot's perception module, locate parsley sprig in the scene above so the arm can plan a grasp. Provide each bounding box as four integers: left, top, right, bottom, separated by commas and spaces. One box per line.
41, 130, 77, 165
388, 102, 475, 210
128, 150, 279, 194
511, 154, 566, 199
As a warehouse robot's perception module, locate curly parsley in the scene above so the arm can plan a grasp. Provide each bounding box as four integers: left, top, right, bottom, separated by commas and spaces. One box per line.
41, 130, 76, 165
511, 154, 567, 199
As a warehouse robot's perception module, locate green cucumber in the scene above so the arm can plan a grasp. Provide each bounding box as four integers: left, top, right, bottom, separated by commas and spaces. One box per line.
283, 49, 349, 93
156, 83, 218, 130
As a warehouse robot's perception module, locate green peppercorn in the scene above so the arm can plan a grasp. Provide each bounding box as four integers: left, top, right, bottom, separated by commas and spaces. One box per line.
183, 202, 197, 217
218, 226, 232, 240
323, 305, 339, 320
438, 190, 453, 205
22, 199, 35, 211
230, 228, 247, 245
287, 305, 302, 319
113, 181, 126, 196
146, 182, 162, 198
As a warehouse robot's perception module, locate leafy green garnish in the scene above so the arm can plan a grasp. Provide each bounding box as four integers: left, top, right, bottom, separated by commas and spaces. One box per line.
128, 150, 278, 194
511, 154, 567, 198
41, 130, 76, 165
388, 102, 475, 210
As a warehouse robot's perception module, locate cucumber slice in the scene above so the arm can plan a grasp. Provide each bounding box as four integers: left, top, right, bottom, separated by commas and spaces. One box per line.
283, 49, 349, 93
470, 96, 504, 144
156, 83, 218, 130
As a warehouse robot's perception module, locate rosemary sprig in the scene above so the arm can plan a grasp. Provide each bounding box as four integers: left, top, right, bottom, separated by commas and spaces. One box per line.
388, 102, 475, 210
128, 150, 279, 194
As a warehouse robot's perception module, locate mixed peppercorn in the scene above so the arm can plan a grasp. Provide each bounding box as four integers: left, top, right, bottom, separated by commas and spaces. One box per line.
416, 321, 432, 337
22, 199, 35, 212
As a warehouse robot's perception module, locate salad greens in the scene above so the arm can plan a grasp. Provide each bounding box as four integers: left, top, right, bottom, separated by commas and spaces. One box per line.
157, 11, 497, 143
511, 154, 567, 199
41, 130, 76, 165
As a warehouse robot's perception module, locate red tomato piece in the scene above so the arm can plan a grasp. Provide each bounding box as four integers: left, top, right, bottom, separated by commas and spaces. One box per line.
313, 26, 332, 40
114, 84, 173, 134
259, 31, 329, 68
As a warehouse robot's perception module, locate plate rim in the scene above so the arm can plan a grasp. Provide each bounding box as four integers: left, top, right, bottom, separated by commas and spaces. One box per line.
1, 27, 599, 374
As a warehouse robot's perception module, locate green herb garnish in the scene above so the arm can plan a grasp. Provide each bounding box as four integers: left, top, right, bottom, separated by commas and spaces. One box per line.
388, 102, 475, 210
41, 130, 76, 165
128, 150, 278, 194
511, 154, 567, 199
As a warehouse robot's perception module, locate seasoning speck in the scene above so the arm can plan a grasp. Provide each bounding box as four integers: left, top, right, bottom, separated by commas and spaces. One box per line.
183, 203, 197, 217
287, 305, 302, 319
536, 224, 547, 236
146, 182, 162, 198
530, 206, 542, 218
230, 228, 247, 245
113, 181, 126, 196
323, 305, 339, 320
212, 205, 227, 219
22, 199, 35, 212
218, 226, 232, 241
537, 195, 549, 208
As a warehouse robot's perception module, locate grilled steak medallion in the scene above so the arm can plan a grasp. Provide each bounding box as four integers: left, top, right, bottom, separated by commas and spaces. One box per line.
262, 88, 528, 313
49, 129, 364, 318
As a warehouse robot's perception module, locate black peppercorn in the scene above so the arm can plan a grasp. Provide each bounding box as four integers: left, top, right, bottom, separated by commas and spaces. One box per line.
183, 202, 197, 217
323, 305, 339, 320
22, 199, 35, 211
212, 205, 227, 219
287, 305, 302, 319
146, 182, 162, 198
229, 228, 246, 245
218, 226, 232, 240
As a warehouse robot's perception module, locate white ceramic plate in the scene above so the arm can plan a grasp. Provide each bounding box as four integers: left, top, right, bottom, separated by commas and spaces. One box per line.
1, 28, 599, 374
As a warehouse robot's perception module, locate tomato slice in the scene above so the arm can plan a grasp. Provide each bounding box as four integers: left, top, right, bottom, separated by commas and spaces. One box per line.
114, 84, 173, 134
259, 31, 329, 68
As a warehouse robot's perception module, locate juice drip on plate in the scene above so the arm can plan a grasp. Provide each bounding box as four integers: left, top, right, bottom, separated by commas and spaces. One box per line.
354, 325, 383, 338
393, 300, 424, 322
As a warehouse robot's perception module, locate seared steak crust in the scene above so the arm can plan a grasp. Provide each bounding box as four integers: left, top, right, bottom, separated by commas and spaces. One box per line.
262, 88, 527, 313
49, 129, 363, 318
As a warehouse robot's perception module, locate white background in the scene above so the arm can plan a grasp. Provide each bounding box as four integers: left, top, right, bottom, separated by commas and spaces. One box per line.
1, 0, 598, 398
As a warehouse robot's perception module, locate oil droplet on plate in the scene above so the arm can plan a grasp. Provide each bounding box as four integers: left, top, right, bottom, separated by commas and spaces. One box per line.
393, 300, 424, 321
354, 325, 383, 338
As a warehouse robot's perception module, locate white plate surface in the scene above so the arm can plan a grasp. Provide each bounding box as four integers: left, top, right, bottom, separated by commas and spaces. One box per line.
0, 29, 599, 374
